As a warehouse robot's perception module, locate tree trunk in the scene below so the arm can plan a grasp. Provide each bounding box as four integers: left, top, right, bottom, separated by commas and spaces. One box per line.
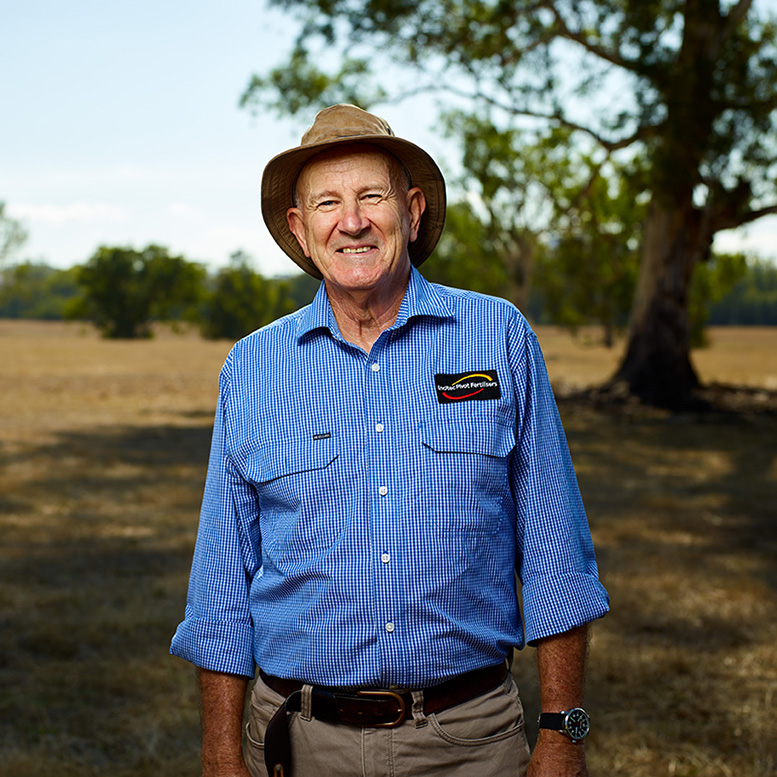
611, 197, 706, 408
502, 231, 533, 313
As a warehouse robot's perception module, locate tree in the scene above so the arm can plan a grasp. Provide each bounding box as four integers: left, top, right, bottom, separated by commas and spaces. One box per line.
243, 0, 777, 407
0, 263, 81, 319
201, 251, 298, 340
532, 143, 647, 345
0, 202, 27, 266
71, 245, 206, 338
688, 251, 748, 344
435, 113, 542, 310
707, 256, 777, 324
421, 200, 513, 296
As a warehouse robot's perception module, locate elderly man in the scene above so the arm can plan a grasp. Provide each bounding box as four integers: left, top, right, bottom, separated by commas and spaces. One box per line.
171, 104, 609, 777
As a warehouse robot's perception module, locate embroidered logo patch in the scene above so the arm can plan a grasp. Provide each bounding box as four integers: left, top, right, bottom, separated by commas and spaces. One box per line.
434, 371, 501, 404
312, 432, 331, 441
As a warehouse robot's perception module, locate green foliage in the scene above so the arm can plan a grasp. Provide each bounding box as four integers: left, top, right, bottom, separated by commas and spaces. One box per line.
431, 112, 648, 341
246, 0, 777, 401
421, 200, 511, 295
689, 252, 749, 346
71, 245, 206, 338
200, 251, 312, 340
707, 258, 777, 326
436, 112, 543, 309
0, 202, 28, 266
533, 153, 648, 345
248, 0, 777, 217
241, 49, 386, 116
0, 263, 81, 319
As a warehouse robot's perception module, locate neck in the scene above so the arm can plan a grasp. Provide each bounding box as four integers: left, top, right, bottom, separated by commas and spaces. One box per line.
325, 268, 410, 353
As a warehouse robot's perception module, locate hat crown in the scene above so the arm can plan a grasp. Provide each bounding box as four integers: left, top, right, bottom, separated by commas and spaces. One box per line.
301, 104, 396, 147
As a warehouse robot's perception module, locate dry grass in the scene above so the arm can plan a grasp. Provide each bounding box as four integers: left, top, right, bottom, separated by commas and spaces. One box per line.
1, 320, 775, 777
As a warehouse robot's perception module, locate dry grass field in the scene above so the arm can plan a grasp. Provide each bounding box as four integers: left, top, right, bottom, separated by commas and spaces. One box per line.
1, 320, 775, 777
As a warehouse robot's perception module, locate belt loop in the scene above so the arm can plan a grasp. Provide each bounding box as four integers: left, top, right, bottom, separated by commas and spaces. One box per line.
410, 690, 427, 729
300, 683, 313, 721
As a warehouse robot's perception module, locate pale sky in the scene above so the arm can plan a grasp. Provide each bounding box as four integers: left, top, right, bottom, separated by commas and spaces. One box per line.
3, 0, 775, 275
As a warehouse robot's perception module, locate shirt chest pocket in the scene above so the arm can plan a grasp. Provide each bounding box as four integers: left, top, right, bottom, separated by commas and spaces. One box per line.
418, 415, 515, 534
237, 437, 346, 553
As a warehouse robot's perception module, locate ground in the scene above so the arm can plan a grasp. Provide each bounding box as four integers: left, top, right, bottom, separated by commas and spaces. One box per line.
0, 321, 775, 777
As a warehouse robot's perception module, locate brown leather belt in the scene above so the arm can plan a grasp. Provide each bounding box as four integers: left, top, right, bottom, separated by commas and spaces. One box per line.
262, 663, 508, 777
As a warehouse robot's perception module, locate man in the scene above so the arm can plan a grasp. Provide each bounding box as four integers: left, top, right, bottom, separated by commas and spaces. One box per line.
171, 104, 609, 777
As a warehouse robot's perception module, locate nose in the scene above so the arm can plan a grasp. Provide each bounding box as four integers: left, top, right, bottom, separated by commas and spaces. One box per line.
338, 198, 370, 235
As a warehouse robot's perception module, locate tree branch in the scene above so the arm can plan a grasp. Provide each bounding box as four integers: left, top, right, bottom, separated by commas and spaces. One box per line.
383, 72, 660, 154
545, 1, 634, 72
448, 81, 658, 151
709, 198, 777, 234
738, 203, 777, 226
722, 0, 753, 41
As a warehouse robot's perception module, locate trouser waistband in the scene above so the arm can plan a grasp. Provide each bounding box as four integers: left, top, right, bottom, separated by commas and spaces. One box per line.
262, 663, 508, 777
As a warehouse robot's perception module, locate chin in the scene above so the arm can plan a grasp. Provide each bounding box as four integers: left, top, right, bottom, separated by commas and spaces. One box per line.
330, 265, 387, 289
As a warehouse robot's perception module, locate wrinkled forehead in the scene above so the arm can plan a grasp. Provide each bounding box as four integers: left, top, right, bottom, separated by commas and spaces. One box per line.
294, 143, 410, 197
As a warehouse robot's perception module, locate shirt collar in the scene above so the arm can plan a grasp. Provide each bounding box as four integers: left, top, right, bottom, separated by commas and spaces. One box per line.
297, 266, 454, 342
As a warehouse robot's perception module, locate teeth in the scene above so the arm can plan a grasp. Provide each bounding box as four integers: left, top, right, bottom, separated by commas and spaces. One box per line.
341, 247, 371, 254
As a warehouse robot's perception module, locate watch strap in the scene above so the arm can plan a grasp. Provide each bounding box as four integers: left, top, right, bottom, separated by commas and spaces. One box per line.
538, 712, 566, 731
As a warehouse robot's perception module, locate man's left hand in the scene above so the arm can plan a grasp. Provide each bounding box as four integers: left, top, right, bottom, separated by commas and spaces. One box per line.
527, 730, 588, 777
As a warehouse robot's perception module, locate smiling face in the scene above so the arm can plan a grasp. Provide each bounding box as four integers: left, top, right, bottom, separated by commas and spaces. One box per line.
286, 145, 426, 299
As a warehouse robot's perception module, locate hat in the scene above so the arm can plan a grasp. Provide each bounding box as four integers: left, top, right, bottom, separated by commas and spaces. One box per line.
261, 104, 447, 278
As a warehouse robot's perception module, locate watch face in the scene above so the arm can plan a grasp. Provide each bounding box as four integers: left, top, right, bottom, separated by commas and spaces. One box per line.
564, 708, 590, 740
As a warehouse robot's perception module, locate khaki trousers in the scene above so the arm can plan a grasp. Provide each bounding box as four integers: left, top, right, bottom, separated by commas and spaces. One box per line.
245, 671, 531, 777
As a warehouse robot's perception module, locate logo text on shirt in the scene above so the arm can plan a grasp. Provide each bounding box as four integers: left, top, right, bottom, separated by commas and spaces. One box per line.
434, 371, 501, 403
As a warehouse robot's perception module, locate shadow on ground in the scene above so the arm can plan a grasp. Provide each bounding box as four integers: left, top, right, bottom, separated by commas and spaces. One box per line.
2, 403, 776, 775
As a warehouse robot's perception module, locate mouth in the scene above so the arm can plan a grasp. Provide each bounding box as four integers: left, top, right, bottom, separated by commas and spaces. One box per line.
339, 246, 374, 255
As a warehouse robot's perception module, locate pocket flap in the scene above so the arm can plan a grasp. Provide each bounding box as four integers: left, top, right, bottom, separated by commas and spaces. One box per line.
421, 416, 514, 458
238, 437, 338, 483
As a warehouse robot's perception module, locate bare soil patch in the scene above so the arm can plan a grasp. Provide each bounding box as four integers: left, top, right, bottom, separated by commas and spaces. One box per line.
1, 321, 775, 776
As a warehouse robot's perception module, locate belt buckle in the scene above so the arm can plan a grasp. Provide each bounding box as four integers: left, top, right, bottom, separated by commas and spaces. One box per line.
356, 689, 407, 727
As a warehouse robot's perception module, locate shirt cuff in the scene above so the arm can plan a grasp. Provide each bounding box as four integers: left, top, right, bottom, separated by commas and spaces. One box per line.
170, 618, 256, 677
522, 573, 610, 645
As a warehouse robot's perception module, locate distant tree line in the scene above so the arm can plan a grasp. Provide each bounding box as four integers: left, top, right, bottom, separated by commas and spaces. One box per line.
706, 259, 777, 326
0, 244, 321, 340
1, 240, 774, 342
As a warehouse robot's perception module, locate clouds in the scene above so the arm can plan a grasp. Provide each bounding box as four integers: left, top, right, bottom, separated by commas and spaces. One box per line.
5, 195, 293, 275
12, 201, 131, 226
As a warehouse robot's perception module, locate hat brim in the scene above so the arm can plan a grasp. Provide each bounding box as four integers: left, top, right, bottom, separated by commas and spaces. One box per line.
261, 136, 446, 279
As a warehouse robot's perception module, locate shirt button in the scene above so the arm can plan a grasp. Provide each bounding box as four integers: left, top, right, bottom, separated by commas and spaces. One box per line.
375, 423, 384, 433
381, 553, 390, 563
379, 486, 388, 496
385, 622, 395, 633
371, 363, 380, 372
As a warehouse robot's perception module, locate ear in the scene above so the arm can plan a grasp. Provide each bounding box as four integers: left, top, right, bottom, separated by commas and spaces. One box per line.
406, 188, 426, 243
286, 208, 311, 257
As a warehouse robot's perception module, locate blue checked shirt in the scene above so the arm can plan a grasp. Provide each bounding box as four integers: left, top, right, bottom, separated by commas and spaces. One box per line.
170, 267, 609, 686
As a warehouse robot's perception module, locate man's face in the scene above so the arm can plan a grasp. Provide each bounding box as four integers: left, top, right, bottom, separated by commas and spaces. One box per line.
286, 146, 425, 296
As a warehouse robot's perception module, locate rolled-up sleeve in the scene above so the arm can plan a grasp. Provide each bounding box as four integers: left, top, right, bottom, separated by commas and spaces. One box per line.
510, 329, 609, 644
170, 354, 260, 677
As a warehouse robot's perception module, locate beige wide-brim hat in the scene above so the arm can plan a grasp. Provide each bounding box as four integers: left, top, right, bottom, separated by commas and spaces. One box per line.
261, 104, 447, 279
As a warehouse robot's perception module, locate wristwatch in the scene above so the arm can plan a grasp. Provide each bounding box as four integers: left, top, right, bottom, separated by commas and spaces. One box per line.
538, 708, 591, 741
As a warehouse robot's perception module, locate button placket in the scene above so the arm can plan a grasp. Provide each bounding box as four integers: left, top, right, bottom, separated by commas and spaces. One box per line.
365, 351, 398, 650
